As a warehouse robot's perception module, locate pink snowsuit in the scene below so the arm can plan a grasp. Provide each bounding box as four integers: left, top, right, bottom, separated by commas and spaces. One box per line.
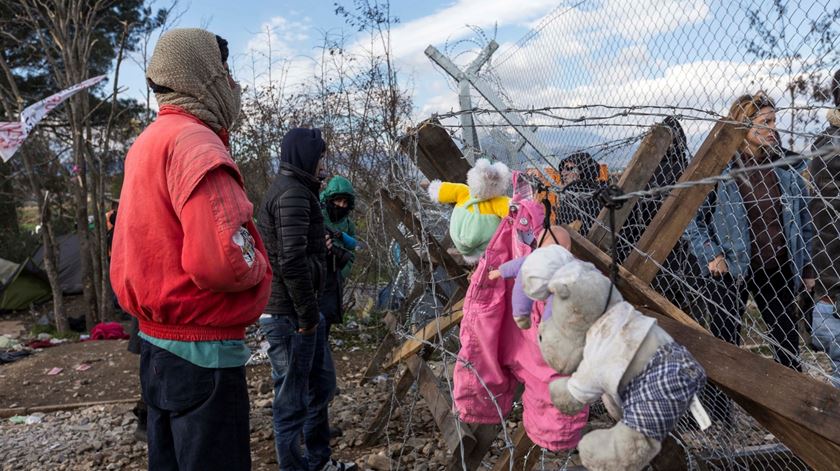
453, 190, 588, 451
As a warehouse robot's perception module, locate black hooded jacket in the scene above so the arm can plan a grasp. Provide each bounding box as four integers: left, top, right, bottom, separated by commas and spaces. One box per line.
616, 117, 702, 313
556, 152, 604, 233
257, 128, 327, 330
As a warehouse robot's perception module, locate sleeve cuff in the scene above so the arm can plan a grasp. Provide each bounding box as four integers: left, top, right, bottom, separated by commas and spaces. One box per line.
427, 180, 443, 202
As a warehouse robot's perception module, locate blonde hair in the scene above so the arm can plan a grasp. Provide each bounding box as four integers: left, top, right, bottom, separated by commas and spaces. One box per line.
727, 92, 776, 124
728, 92, 776, 153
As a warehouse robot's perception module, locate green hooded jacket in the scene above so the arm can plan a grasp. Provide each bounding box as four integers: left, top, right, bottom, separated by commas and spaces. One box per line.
320, 176, 356, 279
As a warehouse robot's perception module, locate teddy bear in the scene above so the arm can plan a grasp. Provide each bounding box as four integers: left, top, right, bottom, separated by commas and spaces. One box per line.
428, 158, 511, 264
522, 256, 707, 471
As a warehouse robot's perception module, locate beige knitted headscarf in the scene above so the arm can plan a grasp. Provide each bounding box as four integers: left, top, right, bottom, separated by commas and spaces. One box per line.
147, 28, 241, 132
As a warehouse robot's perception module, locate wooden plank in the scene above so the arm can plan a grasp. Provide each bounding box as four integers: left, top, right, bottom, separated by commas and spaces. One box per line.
568, 229, 840, 469
0, 398, 140, 418
623, 120, 748, 283
381, 203, 425, 273
490, 426, 539, 471
398, 118, 472, 183
384, 298, 465, 370
587, 123, 673, 251
407, 356, 477, 454
450, 424, 501, 471
642, 309, 840, 470
380, 188, 469, 291
361, 363, 418, 446
568, 228, 705, 331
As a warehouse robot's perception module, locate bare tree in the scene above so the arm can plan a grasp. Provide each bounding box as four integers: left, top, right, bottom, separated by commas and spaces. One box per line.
744, 0, 840, 150
0, 51, 68, 332
2, 0, 158, 328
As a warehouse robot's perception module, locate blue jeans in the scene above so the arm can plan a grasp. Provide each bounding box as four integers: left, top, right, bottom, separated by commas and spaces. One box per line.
812, 301, 840, 387
260, 314, 336, 471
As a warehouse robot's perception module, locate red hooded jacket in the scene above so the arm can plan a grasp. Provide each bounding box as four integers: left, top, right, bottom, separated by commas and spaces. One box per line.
110, 105, 271, 341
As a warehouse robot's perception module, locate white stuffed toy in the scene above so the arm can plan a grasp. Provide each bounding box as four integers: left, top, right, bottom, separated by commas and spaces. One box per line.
428, 158, 511, 264
523, 257, 707, 471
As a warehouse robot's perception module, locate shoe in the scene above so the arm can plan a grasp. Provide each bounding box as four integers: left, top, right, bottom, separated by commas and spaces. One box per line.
319, 459, 357, 471
329, 426, 343, 438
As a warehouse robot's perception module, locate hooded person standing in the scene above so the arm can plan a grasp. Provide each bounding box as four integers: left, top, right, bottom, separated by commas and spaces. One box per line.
110, 29, 271, 471
319, 176, 357, 338
257, 129, 357, 471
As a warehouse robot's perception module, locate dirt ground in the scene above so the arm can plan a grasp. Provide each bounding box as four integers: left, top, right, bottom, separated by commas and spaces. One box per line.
0, 301, 815, 470
0, 315, 492, 470
0, 339, 140, 410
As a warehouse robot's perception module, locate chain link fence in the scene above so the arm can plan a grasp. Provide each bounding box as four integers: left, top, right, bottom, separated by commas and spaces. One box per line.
398, 0, 840, 468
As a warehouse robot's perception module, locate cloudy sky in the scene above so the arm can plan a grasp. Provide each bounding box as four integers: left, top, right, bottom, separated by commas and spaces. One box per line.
117, 0, 836, 164
119, 0, 562, 112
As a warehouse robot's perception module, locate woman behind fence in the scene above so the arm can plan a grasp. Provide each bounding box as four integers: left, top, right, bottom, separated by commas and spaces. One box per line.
808, 69, 840, 388
685, 92, 814, 422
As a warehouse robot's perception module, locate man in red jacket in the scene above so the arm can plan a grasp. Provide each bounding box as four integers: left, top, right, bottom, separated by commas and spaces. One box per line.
110, 28, 271, 471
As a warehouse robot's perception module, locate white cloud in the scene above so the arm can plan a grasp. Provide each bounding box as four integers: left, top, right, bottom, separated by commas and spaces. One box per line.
488, 0, 710, 90
239, 16, 317, 91
383, 0, 560, 60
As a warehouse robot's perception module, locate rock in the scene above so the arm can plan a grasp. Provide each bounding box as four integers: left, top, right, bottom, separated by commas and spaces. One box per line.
258, 381, 272, 395
405, 437, 425, 450
256, 399, 273, 409
366, 452, 392, 470
421, 442, 433, 456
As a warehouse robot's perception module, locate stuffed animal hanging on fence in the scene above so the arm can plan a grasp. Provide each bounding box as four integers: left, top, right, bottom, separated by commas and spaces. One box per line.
489, 243, 573, 329
427, 158, 511, 264
522, 255, 708, 471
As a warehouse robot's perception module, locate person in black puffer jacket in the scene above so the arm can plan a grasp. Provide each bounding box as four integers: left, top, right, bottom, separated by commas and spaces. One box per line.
256, 128, 357, 471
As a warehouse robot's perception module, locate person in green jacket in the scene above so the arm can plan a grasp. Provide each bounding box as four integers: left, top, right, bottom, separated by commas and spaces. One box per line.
319, 175, 357, 339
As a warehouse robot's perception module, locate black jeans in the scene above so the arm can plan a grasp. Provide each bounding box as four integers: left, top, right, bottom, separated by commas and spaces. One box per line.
140, 340, 251, 471
699, 264, 801, 422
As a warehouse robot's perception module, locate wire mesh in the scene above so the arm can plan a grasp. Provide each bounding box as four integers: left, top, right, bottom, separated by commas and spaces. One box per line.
372, 0, 840, 469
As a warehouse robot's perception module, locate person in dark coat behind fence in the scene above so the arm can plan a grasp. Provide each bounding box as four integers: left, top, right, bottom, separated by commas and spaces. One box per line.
556, 151, 603, 234
617, 117, 704, 315
809, 69, 840, 387
256, 128, 357, 471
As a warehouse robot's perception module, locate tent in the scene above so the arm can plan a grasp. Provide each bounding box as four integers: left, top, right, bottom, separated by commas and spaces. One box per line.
0, 257, 51, 311
32, 233, 83, 295
0, 232, 86, 311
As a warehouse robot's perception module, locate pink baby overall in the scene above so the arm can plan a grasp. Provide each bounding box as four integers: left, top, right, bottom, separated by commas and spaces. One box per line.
452, 195, 588, 451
